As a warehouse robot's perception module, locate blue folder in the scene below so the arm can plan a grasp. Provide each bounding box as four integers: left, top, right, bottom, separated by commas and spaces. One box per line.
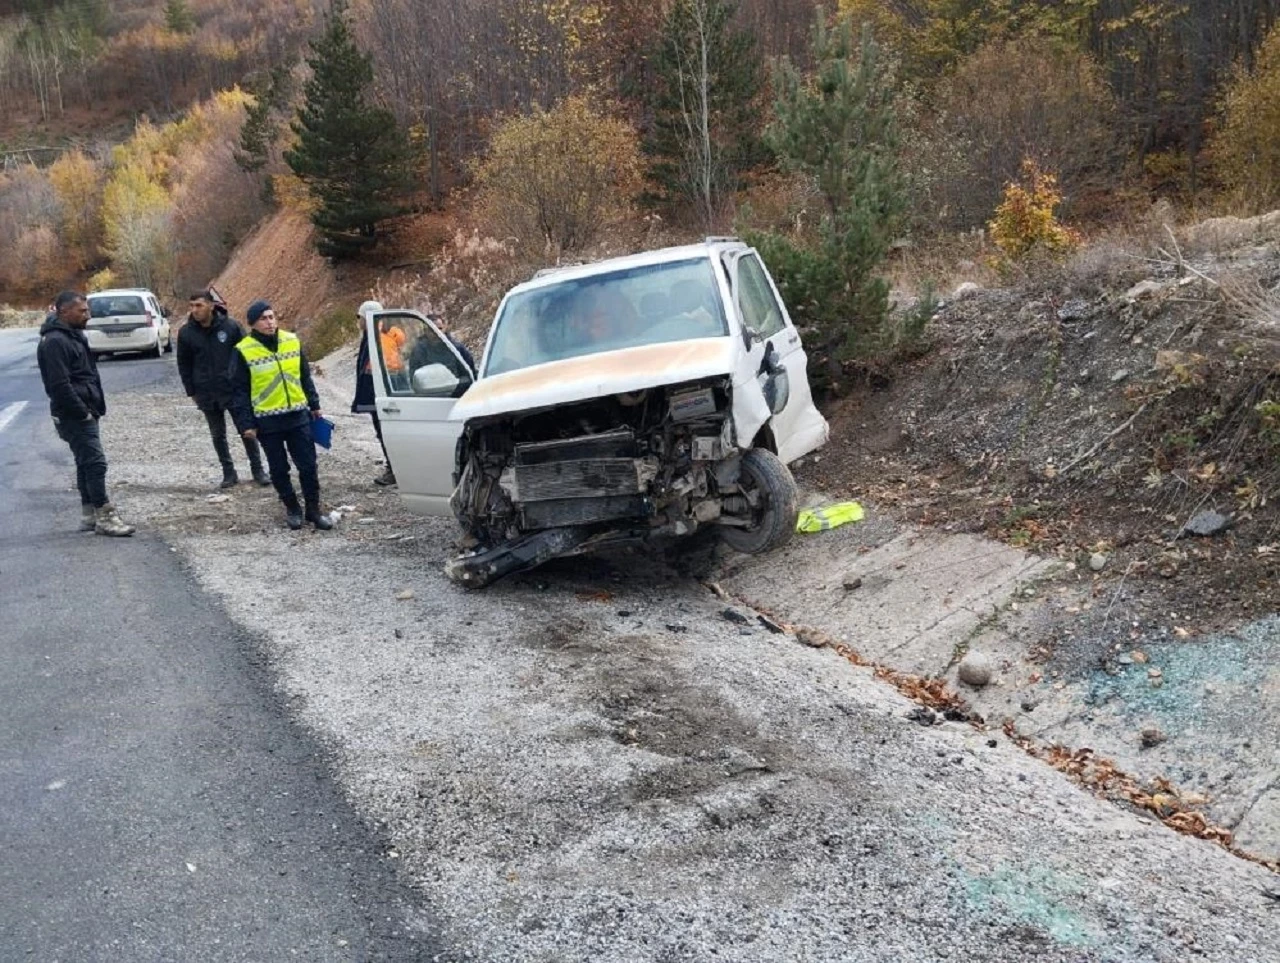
312, 416, 335, 449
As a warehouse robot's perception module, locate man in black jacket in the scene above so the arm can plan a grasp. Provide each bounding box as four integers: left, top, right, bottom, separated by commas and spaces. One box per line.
36, 290, 135, 537
229, 300, 332, 531
177, 291, 269, 488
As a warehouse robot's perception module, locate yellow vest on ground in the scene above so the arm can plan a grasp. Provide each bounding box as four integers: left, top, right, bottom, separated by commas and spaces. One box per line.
796, 501, 865, 533
235, 331, 309, 417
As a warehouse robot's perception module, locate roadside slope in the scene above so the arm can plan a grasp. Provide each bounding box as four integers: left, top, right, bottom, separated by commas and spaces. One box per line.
92, 349, 1280, 962
212, 209, 339, 326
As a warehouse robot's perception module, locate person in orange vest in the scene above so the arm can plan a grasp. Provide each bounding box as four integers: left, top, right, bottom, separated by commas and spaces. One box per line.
379, 317, 407, 388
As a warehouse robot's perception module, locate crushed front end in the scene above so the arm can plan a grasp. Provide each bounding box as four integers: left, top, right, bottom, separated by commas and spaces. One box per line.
446, 378, 748, 587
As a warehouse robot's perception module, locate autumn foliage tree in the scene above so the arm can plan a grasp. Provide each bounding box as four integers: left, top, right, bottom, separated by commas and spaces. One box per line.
925, 35, 1119, 230
474, 97, 642, 257
285, 0, 409, 258
1213, 21, 1280, 210
988, 160, 1081, 263
47, 150, 104, 269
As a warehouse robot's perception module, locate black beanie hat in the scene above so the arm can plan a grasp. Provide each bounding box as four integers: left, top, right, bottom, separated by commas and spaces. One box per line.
247, 300, 272, 324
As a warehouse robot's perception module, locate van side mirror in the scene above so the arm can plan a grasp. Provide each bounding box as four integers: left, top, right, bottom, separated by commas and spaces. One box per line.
412, 363, 466, 397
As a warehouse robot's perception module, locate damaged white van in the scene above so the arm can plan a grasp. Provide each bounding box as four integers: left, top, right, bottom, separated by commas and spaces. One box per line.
362, 239, 829, 588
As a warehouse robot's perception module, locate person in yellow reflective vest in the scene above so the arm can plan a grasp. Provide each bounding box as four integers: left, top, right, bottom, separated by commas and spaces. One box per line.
228, 300, 333, 531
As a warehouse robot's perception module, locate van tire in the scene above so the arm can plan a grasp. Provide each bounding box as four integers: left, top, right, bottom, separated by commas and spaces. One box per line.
719, 448, 798, 555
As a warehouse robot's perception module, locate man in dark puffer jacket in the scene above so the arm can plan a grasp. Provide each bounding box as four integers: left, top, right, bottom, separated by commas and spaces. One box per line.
177, 290, 270, 488
36, 290, 135, 536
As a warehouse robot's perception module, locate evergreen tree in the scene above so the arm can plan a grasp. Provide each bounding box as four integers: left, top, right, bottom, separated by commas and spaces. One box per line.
236, 67, 292, 176
284, 0, 409, 258
748, 16, 906, 393
641, 0, 766, 228
164, 0, 195, 34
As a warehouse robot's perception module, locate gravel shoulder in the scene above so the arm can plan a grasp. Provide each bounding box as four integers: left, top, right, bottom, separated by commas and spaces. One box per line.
97, 355, 1280, 963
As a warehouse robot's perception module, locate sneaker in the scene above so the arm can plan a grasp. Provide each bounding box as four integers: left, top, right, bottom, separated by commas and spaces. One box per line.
373, 467, 397, 487
79, 505, 97, 532
220, 469, 239, 489
251, 466, 271, 487
95, 504, 136, 537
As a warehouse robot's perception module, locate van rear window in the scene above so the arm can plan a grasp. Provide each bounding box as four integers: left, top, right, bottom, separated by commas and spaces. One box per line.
89, 296, 145, 318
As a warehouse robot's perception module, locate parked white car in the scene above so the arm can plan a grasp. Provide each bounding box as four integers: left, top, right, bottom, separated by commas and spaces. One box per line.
85, 288, 172, 358
363, 239, 830, 587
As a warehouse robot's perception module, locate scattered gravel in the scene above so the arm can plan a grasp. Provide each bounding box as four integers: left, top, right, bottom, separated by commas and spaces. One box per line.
93, 358, 1280, 962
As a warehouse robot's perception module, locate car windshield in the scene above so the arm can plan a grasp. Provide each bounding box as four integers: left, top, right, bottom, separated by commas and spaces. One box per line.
483, 257, 728, 377
89, 295, 145, 318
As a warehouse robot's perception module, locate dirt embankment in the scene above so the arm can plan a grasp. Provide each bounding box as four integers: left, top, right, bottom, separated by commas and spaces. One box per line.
211, 210, 341, 327
789, 212, 1280, 860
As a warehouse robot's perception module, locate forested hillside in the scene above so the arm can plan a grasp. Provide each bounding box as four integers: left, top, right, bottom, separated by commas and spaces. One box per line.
5, 0, 1280, 375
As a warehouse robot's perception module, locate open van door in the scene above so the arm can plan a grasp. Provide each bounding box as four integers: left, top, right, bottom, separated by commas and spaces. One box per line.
722, 250, 828, 463
364, 307, 472, 515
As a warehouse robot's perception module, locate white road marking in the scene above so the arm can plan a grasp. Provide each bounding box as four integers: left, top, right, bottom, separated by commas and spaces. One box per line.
0, 400, 28, 435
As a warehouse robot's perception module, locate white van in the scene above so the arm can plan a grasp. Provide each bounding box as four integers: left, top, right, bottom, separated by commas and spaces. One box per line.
85, 288, 172, 359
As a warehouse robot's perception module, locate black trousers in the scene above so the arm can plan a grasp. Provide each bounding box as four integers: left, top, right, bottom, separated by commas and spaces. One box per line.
203, 405, 262, 472
258, 422, 319, 510
54, 416, 108, 508
369, 410, 391, 463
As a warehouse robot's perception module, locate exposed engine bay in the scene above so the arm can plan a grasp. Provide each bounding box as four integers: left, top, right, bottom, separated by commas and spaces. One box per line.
446, 378, 765, 587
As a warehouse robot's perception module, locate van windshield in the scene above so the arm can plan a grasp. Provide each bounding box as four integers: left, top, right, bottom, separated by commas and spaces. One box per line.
89, 295, 145, 318
483, 257, 727, 377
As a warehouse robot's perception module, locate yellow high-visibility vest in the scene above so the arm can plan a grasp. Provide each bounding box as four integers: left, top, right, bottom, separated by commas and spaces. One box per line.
235, 331, 309, 417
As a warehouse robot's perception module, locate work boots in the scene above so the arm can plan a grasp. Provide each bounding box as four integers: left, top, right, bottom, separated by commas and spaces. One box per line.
95, 504, 136, 537
80, 504, 97, 531
251, 464, 271, 486
305, 499, 333, 531
219, 466, 239, 489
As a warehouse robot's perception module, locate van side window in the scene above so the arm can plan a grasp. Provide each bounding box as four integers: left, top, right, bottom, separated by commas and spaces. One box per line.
737, 254, 786, 339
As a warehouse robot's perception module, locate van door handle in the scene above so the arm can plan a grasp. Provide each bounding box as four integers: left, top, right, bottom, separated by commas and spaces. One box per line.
380, 403, 401, 414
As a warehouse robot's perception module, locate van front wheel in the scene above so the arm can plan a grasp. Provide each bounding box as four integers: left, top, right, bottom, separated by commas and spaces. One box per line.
719, 448, 798, 555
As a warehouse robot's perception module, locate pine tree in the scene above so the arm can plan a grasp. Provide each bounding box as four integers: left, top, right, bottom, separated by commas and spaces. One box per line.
284, 0, 409, 258
236, 67, 292, 176
641, 0, 766, 228
164, 0, 195, 34
748, 16, 906, 392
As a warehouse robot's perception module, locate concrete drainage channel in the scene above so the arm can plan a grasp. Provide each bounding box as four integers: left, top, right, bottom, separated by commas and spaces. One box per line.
716, 512, 1280, 869
95, 376, 1280, 962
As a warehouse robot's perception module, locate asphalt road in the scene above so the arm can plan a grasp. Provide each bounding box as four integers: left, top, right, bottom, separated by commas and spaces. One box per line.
0, 329, 437, 961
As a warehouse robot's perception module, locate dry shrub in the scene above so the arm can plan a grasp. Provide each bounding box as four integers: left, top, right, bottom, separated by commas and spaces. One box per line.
988, 159, 1082, 263
13, 225, 64, 294
473, 97, 643, 258
378, 210, 455, 268
736, 169, 822, 238
1211, 22, 1280, 213
418, 229, 524, 342
922, 34, 1120, 232
885, 230, 1000, 299
87, 267, 117, 292
0, 167, 66, 295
